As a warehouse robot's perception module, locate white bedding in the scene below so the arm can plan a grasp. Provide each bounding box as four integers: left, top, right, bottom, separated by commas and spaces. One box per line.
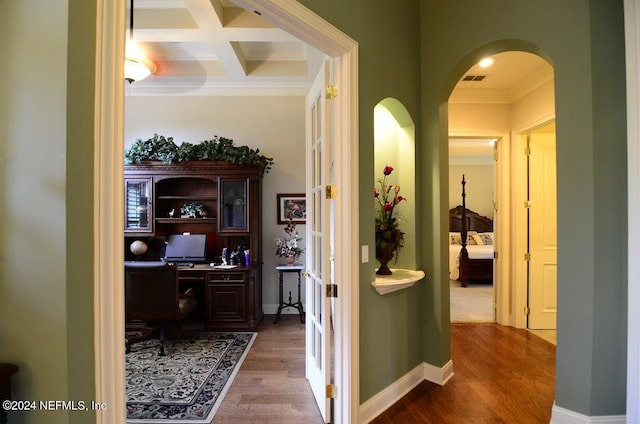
449, 244, 494, 280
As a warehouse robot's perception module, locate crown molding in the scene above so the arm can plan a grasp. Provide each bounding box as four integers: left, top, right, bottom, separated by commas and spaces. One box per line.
124, 80, 311, 96
509, 65, 554, 102
450, 66, 553, 105
449, 88, 512, 104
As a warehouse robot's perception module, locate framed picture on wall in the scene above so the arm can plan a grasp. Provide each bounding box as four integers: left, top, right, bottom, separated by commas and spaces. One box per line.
277, 193, 306, 224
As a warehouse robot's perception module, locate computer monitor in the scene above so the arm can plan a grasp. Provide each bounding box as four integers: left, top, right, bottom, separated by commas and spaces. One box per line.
163, 233, 207, 262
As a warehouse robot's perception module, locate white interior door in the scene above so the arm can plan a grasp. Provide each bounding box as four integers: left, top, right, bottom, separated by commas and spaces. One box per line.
528, 132, 558, 329
305, 60, 333, 422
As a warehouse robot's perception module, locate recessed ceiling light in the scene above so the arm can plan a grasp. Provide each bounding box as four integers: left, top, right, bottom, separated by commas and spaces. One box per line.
478, 57, 495, 68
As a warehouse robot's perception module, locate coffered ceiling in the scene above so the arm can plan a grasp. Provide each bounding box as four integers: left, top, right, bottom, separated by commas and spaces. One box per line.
126, 0, 325, 95
127, 1, 553, 100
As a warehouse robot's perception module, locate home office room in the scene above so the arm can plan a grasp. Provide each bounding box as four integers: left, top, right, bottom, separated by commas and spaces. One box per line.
120, 0, 326, 421
0, 1, 633, 424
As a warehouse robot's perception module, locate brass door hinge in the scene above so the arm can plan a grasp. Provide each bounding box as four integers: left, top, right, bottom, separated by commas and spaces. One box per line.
524, 146, 531, 156
326, 384, 337, 398
494, 201, 498, 211
325, 85, 338, 99
524, 253, 531, 261
326, 185, 337, 199
524, 200, 532, 208
524, 306, 531, 315
326, 284, 338, 298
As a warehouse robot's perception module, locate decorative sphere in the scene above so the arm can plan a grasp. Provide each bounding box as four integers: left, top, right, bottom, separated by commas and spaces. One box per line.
130, 240, 148, 256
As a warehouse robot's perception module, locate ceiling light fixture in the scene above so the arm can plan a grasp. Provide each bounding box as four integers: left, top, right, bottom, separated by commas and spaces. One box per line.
478, 57, 495, 68
124, 0, 156, 83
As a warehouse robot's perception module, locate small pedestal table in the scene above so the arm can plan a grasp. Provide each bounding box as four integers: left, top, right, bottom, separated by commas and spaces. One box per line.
274, 264, 305, 323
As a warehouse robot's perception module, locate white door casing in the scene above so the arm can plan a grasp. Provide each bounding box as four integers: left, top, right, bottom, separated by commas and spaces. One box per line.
95, 1, 360, 423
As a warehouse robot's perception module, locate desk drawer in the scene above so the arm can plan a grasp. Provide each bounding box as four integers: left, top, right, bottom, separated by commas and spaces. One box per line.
208, 272, 245, 283
178, 270, 206, 282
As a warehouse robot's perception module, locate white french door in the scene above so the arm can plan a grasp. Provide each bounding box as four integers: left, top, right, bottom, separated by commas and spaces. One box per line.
305, 59, 334, 422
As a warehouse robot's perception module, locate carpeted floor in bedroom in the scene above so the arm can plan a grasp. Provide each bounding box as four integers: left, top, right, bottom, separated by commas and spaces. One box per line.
450, 279, 556, 345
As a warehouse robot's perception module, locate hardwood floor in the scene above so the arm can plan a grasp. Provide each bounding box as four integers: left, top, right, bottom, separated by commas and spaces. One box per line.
213, 314, 323, 423
372, 323, 556, 424
214, 318, 555, 424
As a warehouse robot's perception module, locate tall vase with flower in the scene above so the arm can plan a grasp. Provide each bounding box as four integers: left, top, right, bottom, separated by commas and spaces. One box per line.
374, 165, 406, 275
275, 219, 304, 265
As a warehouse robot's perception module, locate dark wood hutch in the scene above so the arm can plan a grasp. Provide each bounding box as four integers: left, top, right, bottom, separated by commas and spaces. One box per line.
124, 160, 264, 331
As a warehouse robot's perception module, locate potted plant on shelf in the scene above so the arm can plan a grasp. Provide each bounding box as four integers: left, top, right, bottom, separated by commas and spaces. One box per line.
275, 219, 304, 265
124, 133, 275, 172
180, 202, 206, 218
374, 165, 406, 275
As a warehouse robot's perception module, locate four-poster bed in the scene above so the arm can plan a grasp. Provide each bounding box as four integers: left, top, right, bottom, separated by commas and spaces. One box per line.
448, 175, 494, 287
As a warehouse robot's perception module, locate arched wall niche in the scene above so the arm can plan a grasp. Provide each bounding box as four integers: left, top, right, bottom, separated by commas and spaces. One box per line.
374, 97, 416, 270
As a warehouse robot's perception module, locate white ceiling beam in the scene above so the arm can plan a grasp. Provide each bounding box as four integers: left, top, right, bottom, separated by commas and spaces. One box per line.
134, 28, 207, 42
183, 0, 248, 77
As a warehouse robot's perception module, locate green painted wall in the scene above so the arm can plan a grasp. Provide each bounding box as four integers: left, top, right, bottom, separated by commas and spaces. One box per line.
0, 0, 629, 420
296, 0, 425, 403
302, 0, 627, 416
0, 1, 97, 423
421, 0, 627, 416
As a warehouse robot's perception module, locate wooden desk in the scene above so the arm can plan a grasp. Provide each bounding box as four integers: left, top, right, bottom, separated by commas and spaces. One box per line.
124, 261, 263, 331
274, 265, 305, 324
176, 264, 263, 331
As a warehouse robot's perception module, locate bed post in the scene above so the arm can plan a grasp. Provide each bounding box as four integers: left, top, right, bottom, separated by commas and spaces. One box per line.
459, 175, 469, 287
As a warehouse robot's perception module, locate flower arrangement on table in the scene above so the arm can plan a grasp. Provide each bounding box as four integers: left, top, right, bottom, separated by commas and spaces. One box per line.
374, 165, 406, 275
275, 219, 304, 264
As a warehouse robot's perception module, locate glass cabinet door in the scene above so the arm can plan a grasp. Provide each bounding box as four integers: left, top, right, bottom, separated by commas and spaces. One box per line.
125, 178, 153, 233
219, 178, 248, 233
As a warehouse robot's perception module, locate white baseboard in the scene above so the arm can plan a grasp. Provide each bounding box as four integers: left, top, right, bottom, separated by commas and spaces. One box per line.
424, 359, 454, 386
358, 361, 454, 424
551, 403, 626, 424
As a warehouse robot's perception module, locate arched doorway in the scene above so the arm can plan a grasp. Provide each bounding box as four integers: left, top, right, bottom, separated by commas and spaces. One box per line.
447, 50, 556, 333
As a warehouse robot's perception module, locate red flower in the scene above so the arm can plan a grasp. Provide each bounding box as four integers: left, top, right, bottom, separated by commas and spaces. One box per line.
374, 165, 406, 264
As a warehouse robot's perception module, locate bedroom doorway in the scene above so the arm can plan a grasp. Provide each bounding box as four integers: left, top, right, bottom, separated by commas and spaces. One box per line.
448, 137, 496, 323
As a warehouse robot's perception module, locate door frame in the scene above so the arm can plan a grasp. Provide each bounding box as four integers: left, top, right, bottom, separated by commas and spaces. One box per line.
93, 1, 360, 423
448, 129, 510, 325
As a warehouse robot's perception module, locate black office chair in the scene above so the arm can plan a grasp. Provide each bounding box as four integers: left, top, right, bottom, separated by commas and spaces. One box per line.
124, 261, 198, 355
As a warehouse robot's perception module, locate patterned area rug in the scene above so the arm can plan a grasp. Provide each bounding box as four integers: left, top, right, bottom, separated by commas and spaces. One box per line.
126, 332, 256, 423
